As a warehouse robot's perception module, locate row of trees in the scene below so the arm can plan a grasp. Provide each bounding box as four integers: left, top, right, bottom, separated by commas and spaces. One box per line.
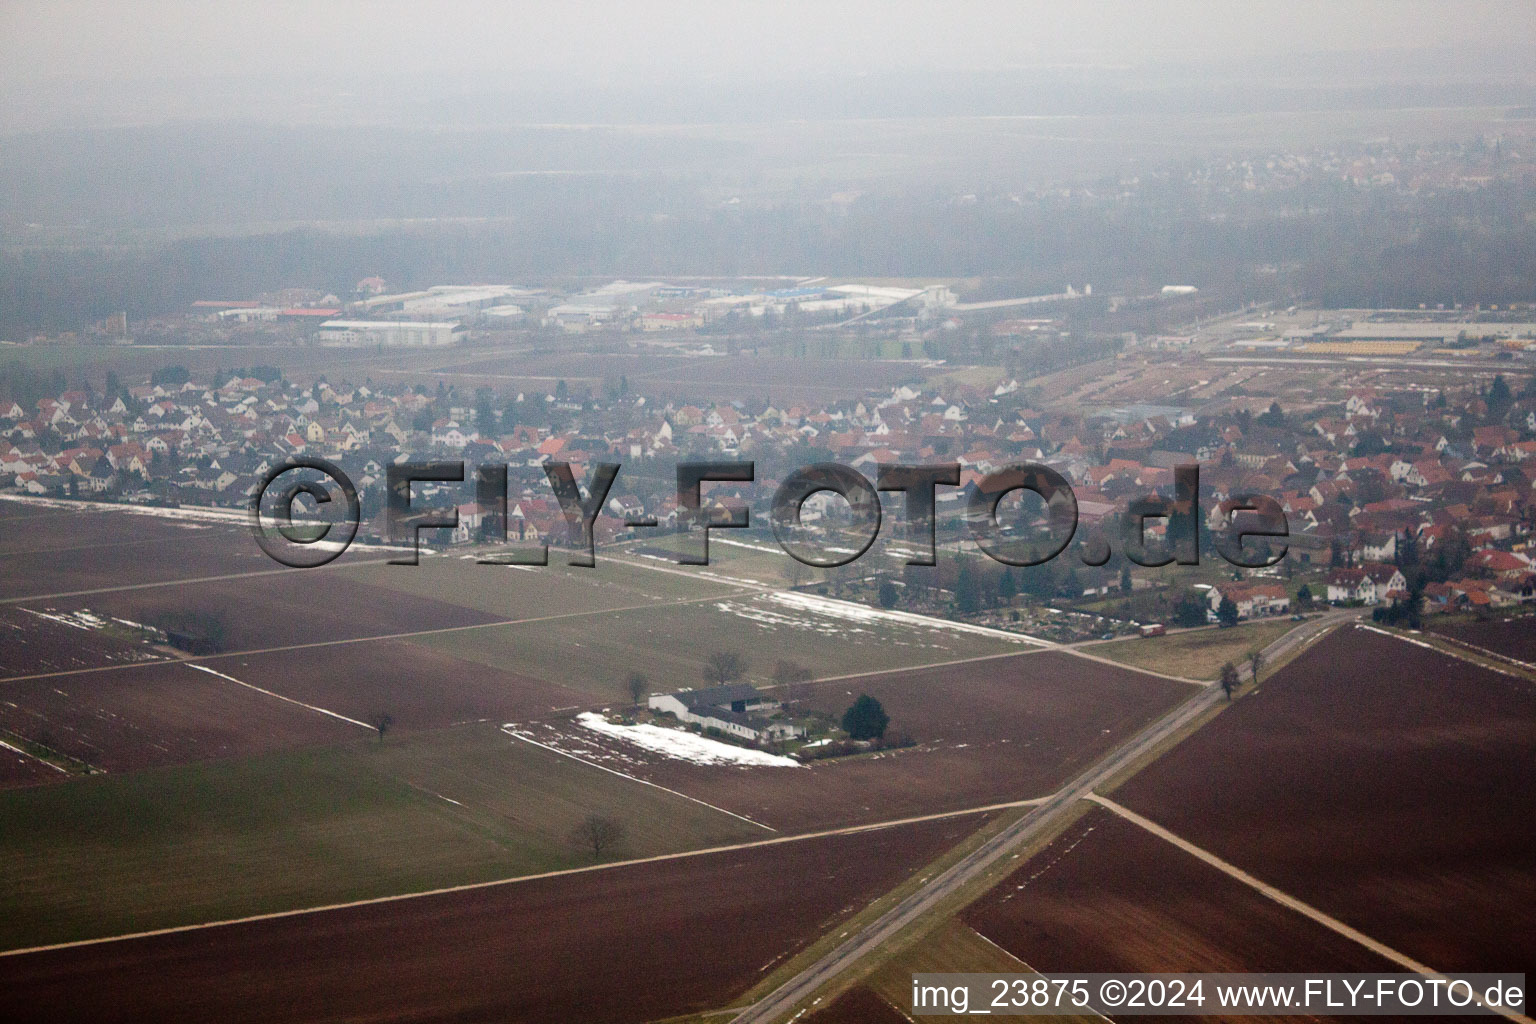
1218, 649, 1265, 701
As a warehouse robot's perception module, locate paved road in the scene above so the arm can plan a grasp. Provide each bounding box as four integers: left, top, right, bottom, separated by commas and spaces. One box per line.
731, 610, 1353, 1024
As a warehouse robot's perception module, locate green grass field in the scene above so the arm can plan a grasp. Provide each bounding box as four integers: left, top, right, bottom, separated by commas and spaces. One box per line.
0, 723, 761, 949
1091, 619, 1297, 680
410, 591, 1025, 696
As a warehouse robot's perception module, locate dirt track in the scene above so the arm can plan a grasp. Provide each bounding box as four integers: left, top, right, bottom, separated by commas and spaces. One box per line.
965, 808, 1400, 1024
1115, 625, 1536, 974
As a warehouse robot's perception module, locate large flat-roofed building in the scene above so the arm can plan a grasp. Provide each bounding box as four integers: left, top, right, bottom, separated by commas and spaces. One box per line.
648, 684, 804, 742
401, 285, 530, 316
636, 311, 703, 331
1334, 321, 1536, 344
316, 320, 463, 347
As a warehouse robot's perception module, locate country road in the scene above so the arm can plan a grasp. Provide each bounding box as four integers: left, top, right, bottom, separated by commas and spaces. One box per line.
730, 609, 1354, 1024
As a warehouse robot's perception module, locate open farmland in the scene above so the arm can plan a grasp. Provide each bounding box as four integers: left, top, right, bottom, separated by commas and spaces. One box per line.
0, 502, 267, 600
0, 722, 768, 949
1113, 625, 1536, 974
802, 986, 911, 1024
349, 549, 751, 616
31, 569, 500, 655
0, 744, 62, 788
0, 627, 607, 783
643, 535, 814, 588
1427, 613, 1536, 665
964, 808, 1399, 1012
0, 498, 245, 559
203, 639, 597, 731
622, 534, 939, 591
854, 916, 1101, 1022
0, 660, 364, 774
0, 606, 168, 676
510, 651, 1189, 831
413, 588, 1033, 700
0, 812, 987, 1024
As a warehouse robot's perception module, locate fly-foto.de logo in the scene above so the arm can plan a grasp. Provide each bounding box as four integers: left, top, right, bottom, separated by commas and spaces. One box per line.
250, 459, 1288, 571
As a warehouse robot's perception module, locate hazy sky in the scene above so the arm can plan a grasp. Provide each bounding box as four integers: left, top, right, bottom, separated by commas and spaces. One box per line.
4, 0, 1534, 83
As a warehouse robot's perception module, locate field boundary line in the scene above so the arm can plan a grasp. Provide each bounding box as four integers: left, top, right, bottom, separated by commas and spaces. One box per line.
961, 926, 1112, 1024
0, 802, 1030, 960
0, 589, 759, 688
1372, 623, 1536, 679
1355, 623, 1530, 680
774, 647, 1051, 694
1085, 794, 1534, 1024
615, 551, 1055, 648
1058, 647, 1206, 686
772, 637, 1203, 695
0, 556, 398, 606
1428, 632, 1536, 673
186, 664, 375, 732
1, 532, 228, 559
0, 737, 68, 774
499, 725, 777, 832
613, 552, 781, 592
0, 493, 246, 525
765, 590, 1054, 648
0, 507, 109, 524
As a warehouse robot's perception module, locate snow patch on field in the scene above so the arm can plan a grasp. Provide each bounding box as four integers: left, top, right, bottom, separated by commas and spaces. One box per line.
0, 493, 237, 525
0, 494, 415, 554
713, 600, 852, 636
0, 737, 68, 774
710, 536, 784, 556
764, 591, 1051, 646
1356, 622, 1436, 650
627, 550, 768, 588
21, 608, 108, 631
574, 712, 801, 768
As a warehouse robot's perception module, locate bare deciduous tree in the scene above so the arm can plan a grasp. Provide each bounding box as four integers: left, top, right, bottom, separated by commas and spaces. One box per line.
703, 651, 746, 686
1219, 662, 1240, 701
372, 712, 394, 742
1247, 649, 1264, 685
569, 814, 627, 861
772, 659, 813, 706
624, 671, 650, 707
784, 558, 810, 589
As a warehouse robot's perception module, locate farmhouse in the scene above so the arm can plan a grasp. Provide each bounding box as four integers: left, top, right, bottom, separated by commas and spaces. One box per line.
648, 684, 804, 742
